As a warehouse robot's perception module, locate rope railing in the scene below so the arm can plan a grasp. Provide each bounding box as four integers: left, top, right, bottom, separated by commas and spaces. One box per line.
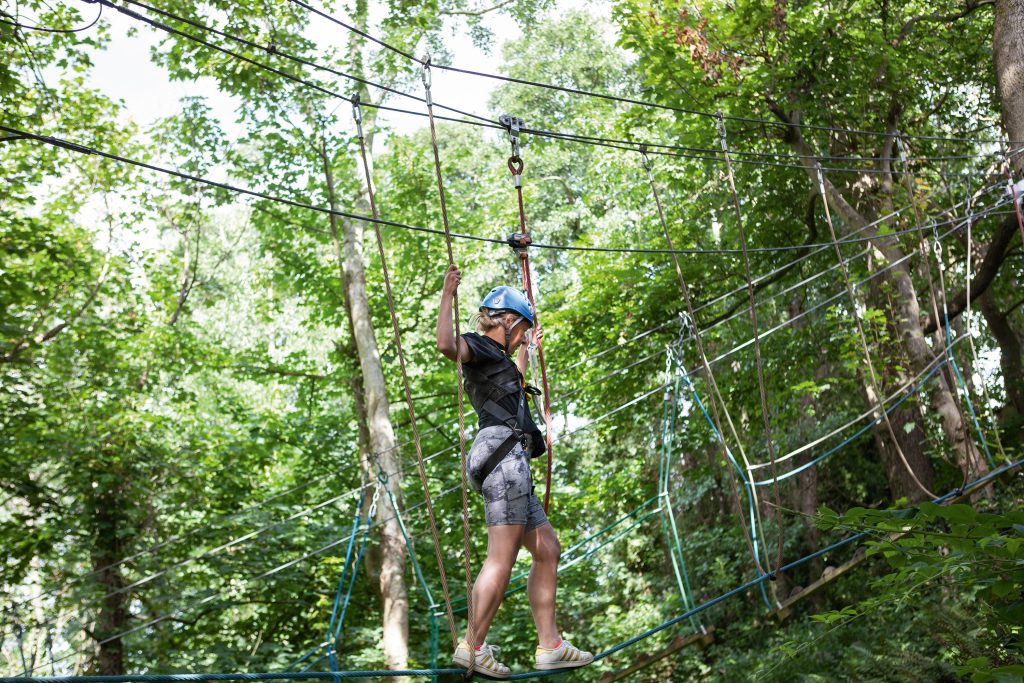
7, 459, 1020, 683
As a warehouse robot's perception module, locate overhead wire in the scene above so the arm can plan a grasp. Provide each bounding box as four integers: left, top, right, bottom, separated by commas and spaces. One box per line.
549, 176, 1007, 379
282, 0, 1017, 148
91, 0, 1019, 179
9, 123, 985, 258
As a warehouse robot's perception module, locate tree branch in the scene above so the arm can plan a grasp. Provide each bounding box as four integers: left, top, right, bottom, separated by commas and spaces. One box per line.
894, 0, 995, 47
0, 257, 111, 364
923, 212, 1022, 332
439, 0, 516, 18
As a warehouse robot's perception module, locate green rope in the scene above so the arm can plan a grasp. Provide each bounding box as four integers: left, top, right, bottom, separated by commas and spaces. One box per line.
659, 365, 700, 630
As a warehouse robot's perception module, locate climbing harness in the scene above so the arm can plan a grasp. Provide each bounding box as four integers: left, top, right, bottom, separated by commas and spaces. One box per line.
461, 335, 544, 486
420, 55, 476, 679
500, 112, 554, 514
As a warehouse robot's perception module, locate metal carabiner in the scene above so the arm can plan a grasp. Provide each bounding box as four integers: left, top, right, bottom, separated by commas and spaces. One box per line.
713, 110, 728, 152
420, 54, 433, 105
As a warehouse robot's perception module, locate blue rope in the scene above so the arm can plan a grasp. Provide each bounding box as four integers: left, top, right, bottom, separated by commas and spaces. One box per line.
330, 514, 370, 662
753, 359, 948, 487
324, 494, 365, 648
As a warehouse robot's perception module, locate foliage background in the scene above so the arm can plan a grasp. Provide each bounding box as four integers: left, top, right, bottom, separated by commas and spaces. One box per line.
2, 0, 1022, 680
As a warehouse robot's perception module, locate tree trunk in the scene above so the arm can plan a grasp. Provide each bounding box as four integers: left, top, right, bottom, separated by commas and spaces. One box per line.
787, 290, 824, 585
774, 122, 989, 483
321, 139, 409, 673
994, 0, 1024, 173
979, 289, 1024, 420
89, 495, 127, 675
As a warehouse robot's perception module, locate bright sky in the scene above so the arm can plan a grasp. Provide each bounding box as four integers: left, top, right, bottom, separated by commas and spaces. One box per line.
79, 0, 601, 140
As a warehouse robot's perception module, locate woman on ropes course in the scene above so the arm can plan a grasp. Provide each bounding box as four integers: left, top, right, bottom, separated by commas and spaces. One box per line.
436, 264, 593, 678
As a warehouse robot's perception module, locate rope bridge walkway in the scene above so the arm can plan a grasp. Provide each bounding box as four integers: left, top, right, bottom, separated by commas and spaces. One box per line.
2, 457, 1020, 683
4, 0, 1024, 679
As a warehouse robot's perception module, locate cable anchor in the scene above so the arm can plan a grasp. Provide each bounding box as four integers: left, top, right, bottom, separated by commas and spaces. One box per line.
639, 143, 653, 176
499, 113, 524, 159
713, 110, 729, 153
508, 232, 531, 256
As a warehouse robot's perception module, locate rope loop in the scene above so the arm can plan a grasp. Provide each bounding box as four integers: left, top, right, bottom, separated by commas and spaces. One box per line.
507, 155, 523, 177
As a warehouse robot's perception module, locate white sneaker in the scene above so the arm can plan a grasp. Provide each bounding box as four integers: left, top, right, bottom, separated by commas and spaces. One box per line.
535, 639, 594, 670
453, 639, 511, 679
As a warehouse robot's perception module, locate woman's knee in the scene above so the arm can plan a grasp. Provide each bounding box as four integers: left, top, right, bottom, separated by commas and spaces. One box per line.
529, 526, 561, 564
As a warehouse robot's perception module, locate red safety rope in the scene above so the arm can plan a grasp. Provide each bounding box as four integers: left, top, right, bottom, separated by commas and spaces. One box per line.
507, 151, 554, 514
1007, 166, 1024, 246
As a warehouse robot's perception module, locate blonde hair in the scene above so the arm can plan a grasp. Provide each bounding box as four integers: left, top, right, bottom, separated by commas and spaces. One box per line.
472, 309, 503, 333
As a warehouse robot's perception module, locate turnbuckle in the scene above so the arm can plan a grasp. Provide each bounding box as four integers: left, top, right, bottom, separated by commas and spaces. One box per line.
508, 232, 531, 255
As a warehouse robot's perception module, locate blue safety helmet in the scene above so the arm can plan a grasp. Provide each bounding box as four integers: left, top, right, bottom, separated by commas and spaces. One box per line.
480, 286, 534, 327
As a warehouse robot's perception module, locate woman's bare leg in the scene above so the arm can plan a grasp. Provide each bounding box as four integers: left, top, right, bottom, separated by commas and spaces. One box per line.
465, 523, 524, 646
523, 522, 561, 648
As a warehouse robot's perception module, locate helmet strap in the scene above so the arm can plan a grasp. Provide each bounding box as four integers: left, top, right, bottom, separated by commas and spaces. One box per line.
500, 315, 524, 355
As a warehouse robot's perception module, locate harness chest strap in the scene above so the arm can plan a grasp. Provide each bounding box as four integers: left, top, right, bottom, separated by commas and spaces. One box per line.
464, 361, 542, 483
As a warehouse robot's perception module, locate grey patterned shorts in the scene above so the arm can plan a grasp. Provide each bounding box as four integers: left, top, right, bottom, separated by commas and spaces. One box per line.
467, 426, 548, 530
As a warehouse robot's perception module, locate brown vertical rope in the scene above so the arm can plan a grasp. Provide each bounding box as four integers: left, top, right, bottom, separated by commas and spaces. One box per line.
640, 149, 765, 575
350, 98, 460, 652
420, 58, 475, 673
715, 114, 786, 573
814, 163, 937, 498
895, 134, 977, 483
504, 143, 555, 514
